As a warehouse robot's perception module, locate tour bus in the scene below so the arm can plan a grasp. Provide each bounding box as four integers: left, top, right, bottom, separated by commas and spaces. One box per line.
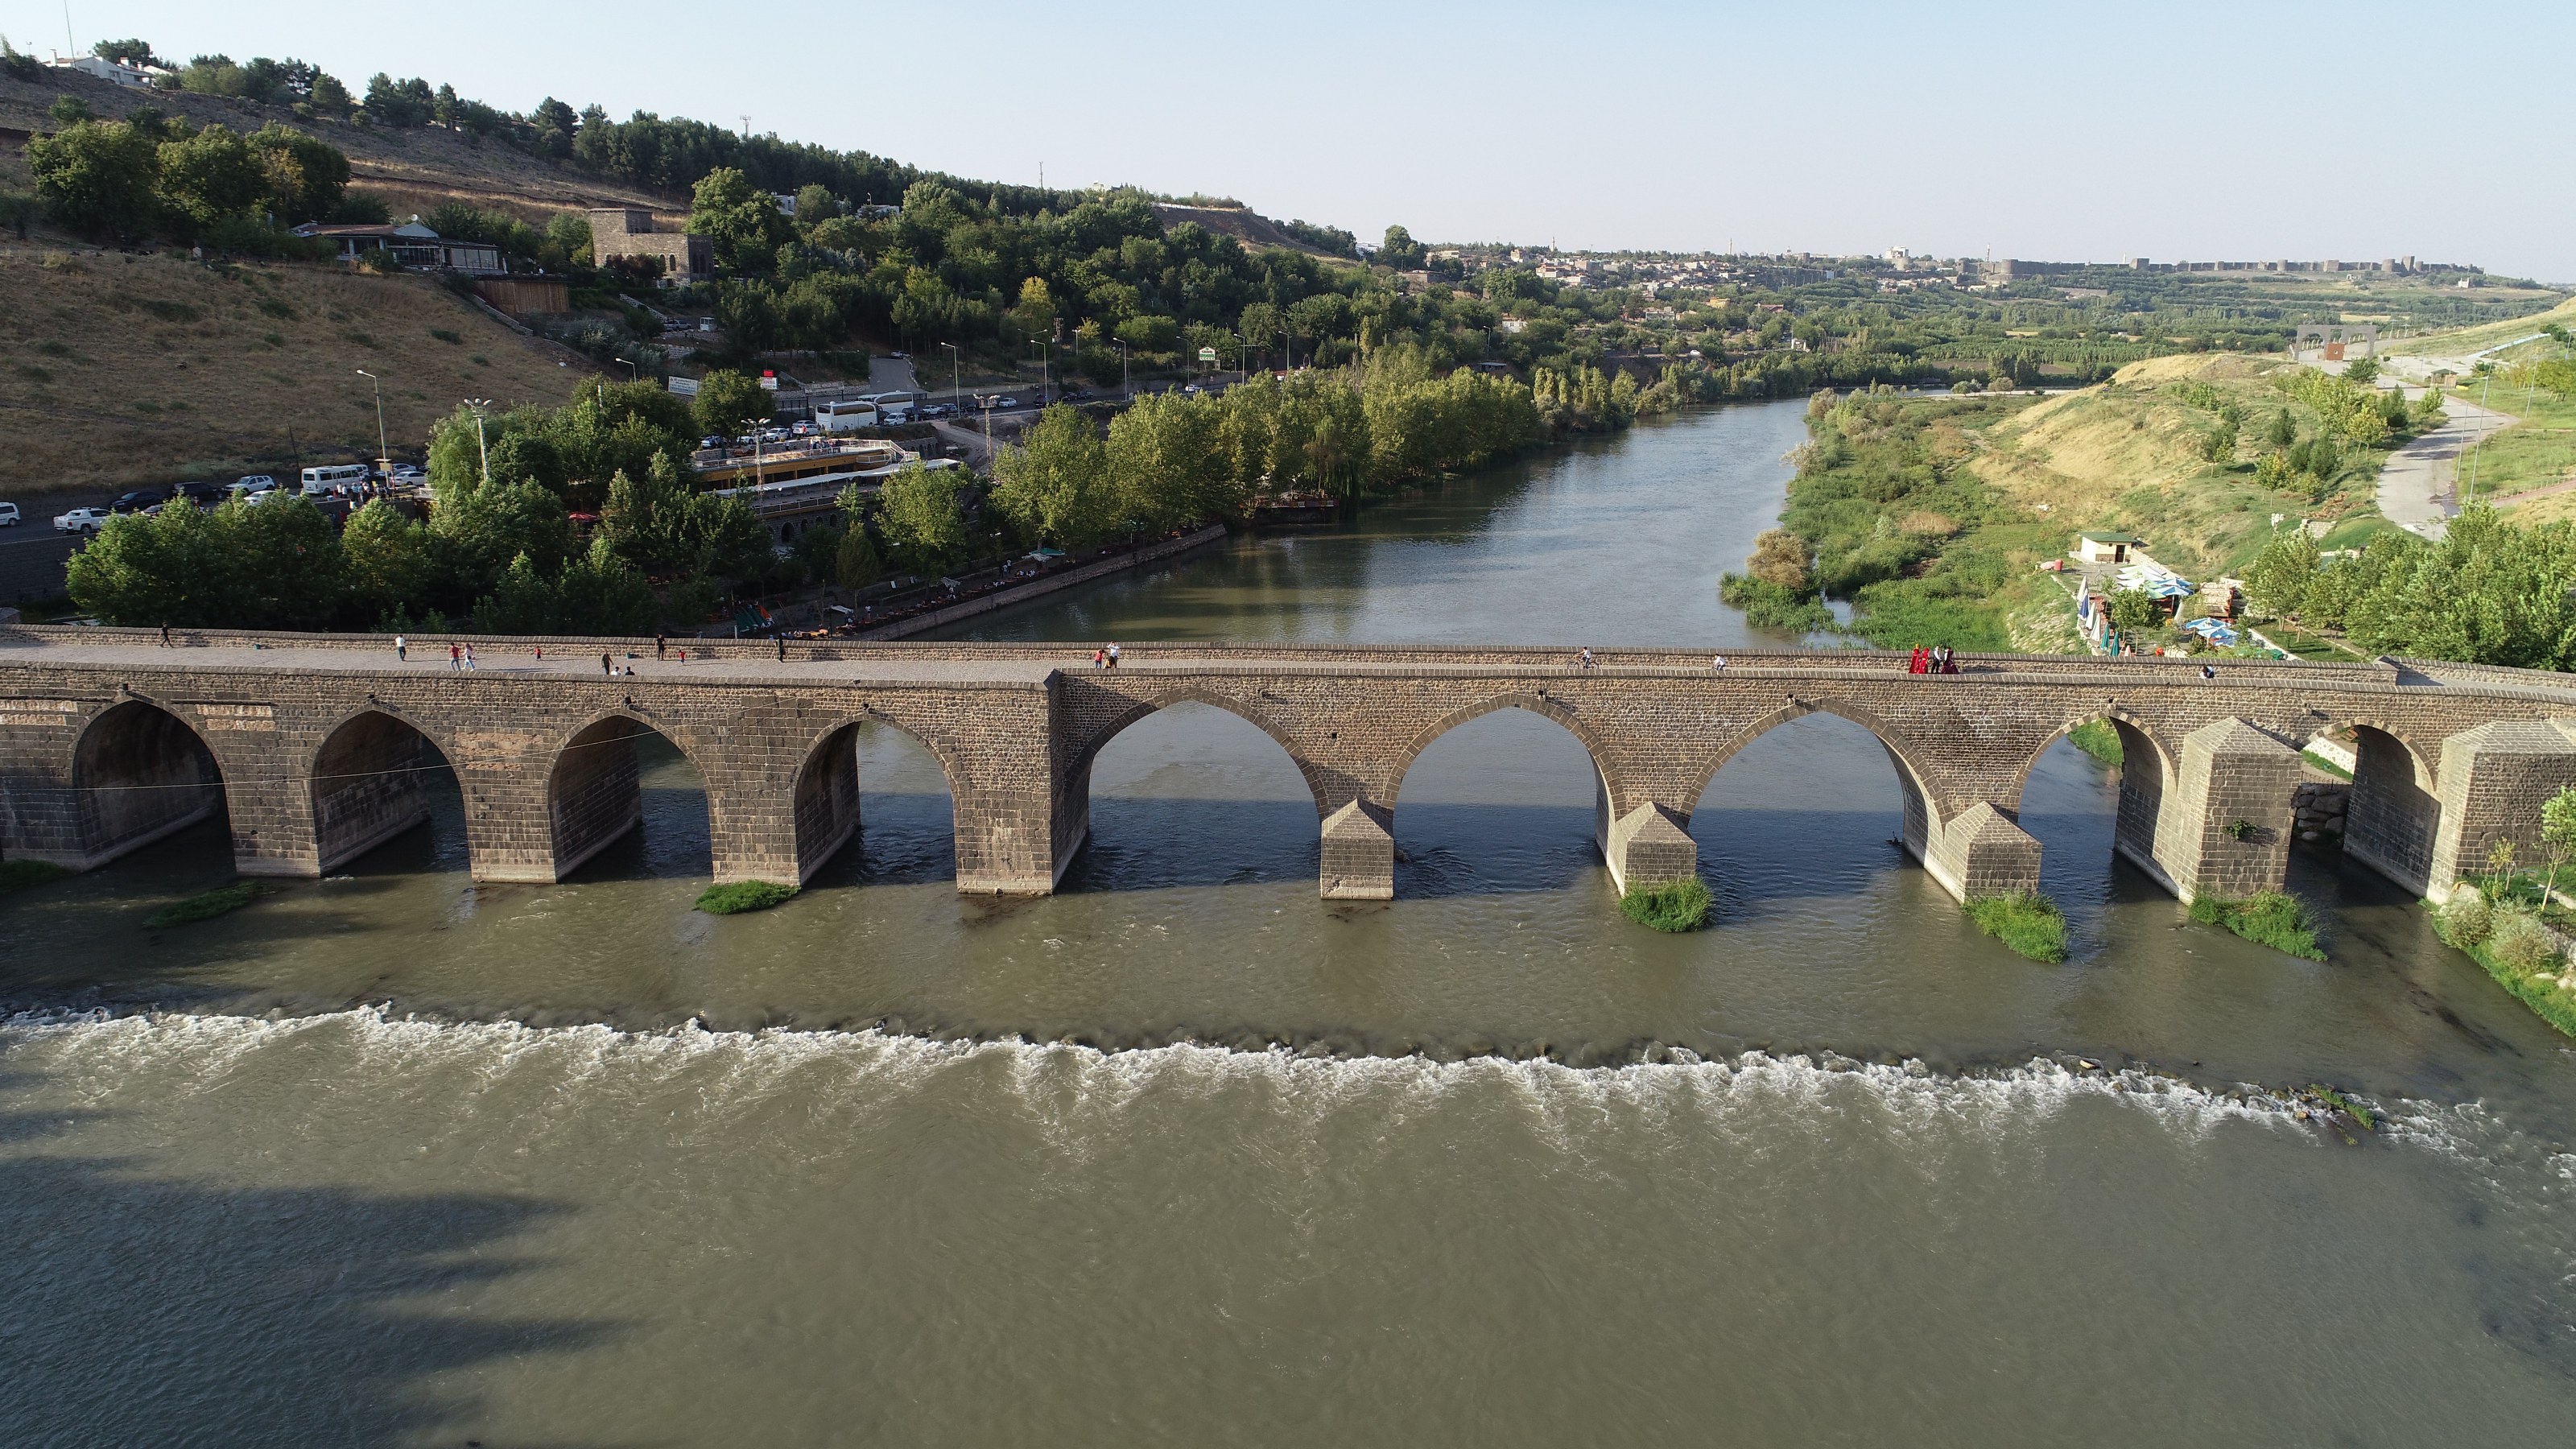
815, 400, 879, 433
300, 464, 372, 497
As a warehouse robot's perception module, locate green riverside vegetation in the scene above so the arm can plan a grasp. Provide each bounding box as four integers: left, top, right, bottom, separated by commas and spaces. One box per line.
144, 881, 270, 928
2429, 889, 2576, 1039
0, 859, 71, 892
2066, 720, 2124, 766
696, 881, 799, 914
1620, 878, 1712, 932
1962, 892, 2068, 963
2188, 891, 2325, 960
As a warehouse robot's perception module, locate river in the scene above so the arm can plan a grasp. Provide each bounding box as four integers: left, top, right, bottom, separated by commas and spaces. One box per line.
3, 402, 2571, 1445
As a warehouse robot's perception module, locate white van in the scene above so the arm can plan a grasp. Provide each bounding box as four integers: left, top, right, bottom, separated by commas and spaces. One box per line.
301, 464, 371, 497
0, 502, 19, 527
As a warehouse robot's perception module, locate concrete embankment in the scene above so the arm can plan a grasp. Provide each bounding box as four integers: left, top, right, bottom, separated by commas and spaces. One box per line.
855, 525, 1230, 640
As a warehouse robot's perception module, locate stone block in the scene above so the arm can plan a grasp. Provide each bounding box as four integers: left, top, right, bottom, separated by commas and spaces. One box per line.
1320, 799, 1393, 900
2423, 721, 2576, 902
1601, 801, 1696, 893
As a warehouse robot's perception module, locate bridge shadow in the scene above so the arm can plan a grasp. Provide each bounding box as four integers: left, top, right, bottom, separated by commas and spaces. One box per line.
556, 733, 711, 884
1063, 702, 1323, 894
0, 1075, 617, 1447
1395, 707, 1608, 899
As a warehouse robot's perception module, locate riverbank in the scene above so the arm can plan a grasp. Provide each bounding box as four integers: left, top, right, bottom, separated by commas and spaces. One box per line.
853, 526, 1229, 640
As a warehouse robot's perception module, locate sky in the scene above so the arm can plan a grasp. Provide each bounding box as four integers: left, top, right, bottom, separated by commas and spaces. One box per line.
14, 0, 2573, 281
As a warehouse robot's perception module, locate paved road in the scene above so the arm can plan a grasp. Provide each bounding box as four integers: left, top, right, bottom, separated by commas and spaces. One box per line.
2377, 390, 2514, 539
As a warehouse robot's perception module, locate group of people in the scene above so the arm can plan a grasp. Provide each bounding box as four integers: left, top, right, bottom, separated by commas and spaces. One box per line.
1908, 646, 1959, 675
1091, 643, 1124, 669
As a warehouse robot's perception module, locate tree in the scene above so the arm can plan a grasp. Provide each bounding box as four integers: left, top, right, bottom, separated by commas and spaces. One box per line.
2244, 527, 2323, 621
2264, 408, 2296, 448
306, 72, 352, 119
155, 124, 269, 229
2106, 587, 2165, 642
339, 498, 430, 624
2541, 786, 2576, 902
27, 119, 163, 237
1379, 224, 1426, 270
65, 501, 239, 625
1746, 529, 1813, 590
694, 369, 774, 439
990, 405, 1110, 546
91, 38, 161, 68
686, 166, 789, 273
876, 464, 969, 573
250, 122, 350, 222
50, 96, 95, 126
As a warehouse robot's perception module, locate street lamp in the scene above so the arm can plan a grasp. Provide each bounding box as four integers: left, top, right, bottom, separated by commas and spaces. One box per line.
614, 357, 638, 382
355, 369, 388, 478
462, 397, 493, 487
939, 341, 960, 407
1116, 339, 1129, 401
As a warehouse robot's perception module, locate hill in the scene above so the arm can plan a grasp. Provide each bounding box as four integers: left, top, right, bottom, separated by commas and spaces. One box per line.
0, 249, 584, 496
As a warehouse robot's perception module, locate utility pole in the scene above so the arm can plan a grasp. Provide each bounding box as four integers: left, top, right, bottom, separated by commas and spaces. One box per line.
463, 397, 492, 486
355, 369, 388, 477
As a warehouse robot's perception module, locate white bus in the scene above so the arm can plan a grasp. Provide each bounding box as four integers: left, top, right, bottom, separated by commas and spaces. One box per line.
300, 464, 372, 496
815, 401, 879, 433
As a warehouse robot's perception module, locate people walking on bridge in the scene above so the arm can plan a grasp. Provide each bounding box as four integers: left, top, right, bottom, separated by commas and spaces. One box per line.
1579, 647, 1595, 670
2202, 663, 2216, 681
1712, 654, 1727, 674
464, 643, 477, 671
656, 634, 667, 662
776, 636, 786, 663
448, 642, 460, 671
394, 634, 406, 663
159, 625, 171, 647
1092, 646, 1106, 670
1107, 643, 1121, 669
601, 652, 613, 676
1909, 646, 1927, 675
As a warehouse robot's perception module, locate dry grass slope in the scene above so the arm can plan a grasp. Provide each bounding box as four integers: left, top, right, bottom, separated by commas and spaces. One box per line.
0, 250, 588, 496
1967, 353, 2345, 579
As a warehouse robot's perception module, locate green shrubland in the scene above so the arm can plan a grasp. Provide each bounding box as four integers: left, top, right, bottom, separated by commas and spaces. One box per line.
1963, 891, 2068, 962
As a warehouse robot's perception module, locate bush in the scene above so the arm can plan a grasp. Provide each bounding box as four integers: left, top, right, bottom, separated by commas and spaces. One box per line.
2188, 890, 2324, 960
1620, 877, 1711, 932
0, 858, 71, 893
144, 881, 269, 928
2487, 908, 2562, 974
1963, 890, 2067, 962
696, 880, 797, 914
1718, 574, 1835, 634
2432, 888, 2494, 948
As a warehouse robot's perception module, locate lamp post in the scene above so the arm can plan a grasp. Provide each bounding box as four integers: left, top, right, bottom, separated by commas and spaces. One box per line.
614, 357, 638, 382
1117, 339, 1129, 401
355, 369, 388, 479
462, 397, 493, 487
939, 341, 960, 408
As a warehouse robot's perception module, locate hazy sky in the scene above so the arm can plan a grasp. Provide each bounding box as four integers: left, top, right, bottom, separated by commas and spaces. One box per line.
20, 1, 2573, 280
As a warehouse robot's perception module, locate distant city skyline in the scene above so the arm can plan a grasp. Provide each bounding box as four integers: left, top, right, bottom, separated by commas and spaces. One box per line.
29, 0, 2574, 282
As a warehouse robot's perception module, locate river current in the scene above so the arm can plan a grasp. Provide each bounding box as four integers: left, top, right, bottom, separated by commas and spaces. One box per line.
3, 402, 2572, 1445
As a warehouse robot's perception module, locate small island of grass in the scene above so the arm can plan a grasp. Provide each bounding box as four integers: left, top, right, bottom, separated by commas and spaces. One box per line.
2188, 890, 2324, 960
1963, 891, 2068, 962
1620, 878, 1711, 932
144, 881, 270, 929
696, 881, 799, 915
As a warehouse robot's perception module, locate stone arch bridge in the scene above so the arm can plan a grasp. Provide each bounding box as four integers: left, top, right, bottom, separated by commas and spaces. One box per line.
9, 628, 2576, 913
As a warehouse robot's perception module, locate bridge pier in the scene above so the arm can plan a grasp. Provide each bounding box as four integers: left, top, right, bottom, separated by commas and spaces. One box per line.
2114, 718, 2302, 904
1320, 799, 1394, 899
2417, 722, 2576, 903
1600, 800, 1697, 894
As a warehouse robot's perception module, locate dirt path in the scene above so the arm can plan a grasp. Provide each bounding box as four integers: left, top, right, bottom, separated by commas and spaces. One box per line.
2377, 391, 2514, 539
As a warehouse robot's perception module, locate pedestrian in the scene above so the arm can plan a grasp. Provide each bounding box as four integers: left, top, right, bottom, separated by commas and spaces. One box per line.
677, 648, 687, 665
601, 652, 613, 676
1712, 654, 1727, 674
534, 645, 543, 661
1579, 647, 1595, 670
159, 624, 171, 647
464, 643, 477, 671
395, 634, 407, 663
448, 642, 461, 672
1107, 642, 1121, 669
656, 634, 668, 662
1092, 646, 1106, 670
1908, 646, 1924, 675
776, 636, 786, 663
2201, 663, 2216, 681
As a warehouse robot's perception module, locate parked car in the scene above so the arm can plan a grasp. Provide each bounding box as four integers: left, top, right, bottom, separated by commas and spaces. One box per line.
172, 481, 226, 504
55, 506, 112, 533
889, 350, 909, 360
0, 502, 19, 526
994, 395, 1018, 409
700, 436, 726, 450
110, 489, 166, 514
228, 477, 280, 497
1062, 388, 1094, 402
389, 464, 423, 484
1182, 384, 1202, 395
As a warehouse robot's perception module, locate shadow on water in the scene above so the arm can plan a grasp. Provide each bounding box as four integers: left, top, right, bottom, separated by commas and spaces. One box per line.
1396, 803, 1604, 897
0, 1077, 616, 1448
1063, 799, 1319, 890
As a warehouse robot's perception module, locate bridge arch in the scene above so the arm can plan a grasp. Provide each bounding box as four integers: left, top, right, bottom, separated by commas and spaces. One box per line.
68, 698, 229, 869
303, 707, 461, 873
1063, 691, 1327, 890
2334, 720, 2442, 892
1702, 696, 1952, 828
543, 712, 715, 881
1388, 691, 1630, 812
784, 713, 966, 883
1068, 687, 1329, 815
2013, 707, 2179, 794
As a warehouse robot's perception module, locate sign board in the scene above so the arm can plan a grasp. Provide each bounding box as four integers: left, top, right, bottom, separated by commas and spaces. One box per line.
1198, 347, 1217, 363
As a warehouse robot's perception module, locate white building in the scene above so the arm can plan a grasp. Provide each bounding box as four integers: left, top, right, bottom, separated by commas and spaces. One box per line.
49, 54, 171, 89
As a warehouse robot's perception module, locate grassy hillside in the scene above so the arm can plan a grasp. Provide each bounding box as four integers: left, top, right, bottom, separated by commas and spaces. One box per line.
0, 249, 585, 496
2385, 295, 2576, 360
1970, 353, 2385, 579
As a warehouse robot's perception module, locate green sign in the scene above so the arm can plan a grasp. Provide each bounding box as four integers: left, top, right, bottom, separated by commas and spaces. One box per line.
1198, 346, 1217, 362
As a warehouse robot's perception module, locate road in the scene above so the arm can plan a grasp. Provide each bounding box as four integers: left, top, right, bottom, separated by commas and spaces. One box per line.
2376, 390, 2514, 540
